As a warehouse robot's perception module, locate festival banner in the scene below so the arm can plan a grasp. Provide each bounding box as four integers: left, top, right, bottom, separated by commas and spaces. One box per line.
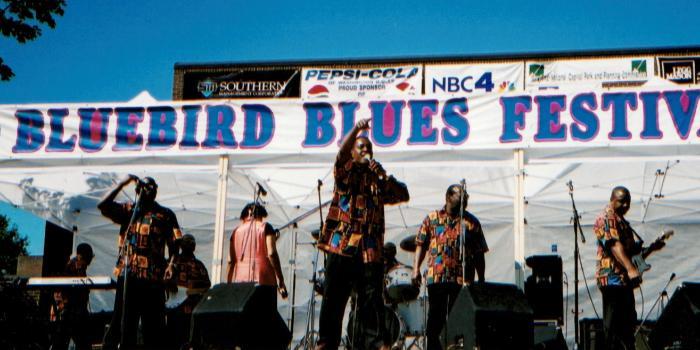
424, 62, 523, 95
301, 65, 422, 99
525, 57, 654, 90
2, 86, 700, 159
181, 69, 301, 99
657, 57, 700, 84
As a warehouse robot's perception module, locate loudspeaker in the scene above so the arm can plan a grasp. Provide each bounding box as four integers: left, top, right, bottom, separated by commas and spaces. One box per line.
533, 322, 567, 350
648, 282, 700, 350
578, 318, 604, 350
191, 283, 291, 349
441, 282, 534, 349
525, 255, 563, 323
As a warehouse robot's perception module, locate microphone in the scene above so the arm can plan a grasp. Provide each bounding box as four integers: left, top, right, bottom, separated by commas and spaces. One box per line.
256, 182, 268, 196
670, 272, 676, 281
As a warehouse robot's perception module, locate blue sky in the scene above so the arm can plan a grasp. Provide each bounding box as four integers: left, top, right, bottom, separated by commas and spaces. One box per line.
0, 1, 699, 252
0, 1, 699, 104
0, 202, 45, 256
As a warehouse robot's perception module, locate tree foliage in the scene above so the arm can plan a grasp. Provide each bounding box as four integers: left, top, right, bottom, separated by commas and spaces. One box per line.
0, 0, 66, 81
0, 214, 28, 275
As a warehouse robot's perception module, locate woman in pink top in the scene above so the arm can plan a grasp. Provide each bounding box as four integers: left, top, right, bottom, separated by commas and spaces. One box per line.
227, 203, 287, 305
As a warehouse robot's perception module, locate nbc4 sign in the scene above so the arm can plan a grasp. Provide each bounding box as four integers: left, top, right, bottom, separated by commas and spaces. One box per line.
301, 66, 422, 99
425, 63, 524, 96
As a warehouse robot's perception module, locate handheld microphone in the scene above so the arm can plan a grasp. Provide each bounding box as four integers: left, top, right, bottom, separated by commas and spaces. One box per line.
670, 272, 676, 281
256, 182, 268, 196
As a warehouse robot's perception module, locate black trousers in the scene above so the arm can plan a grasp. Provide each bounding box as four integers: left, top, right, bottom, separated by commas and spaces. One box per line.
317, 253, 387, 350
50, 307, 91, 350
601, 285, 637, 350
102, 276, 166, 350
427, 283, 462, 350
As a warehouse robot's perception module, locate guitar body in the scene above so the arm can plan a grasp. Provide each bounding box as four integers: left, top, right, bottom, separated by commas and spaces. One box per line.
625, 229, 674, 288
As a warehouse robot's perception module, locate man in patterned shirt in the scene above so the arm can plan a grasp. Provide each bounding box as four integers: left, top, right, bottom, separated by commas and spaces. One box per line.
593, 186, 641, 350
99, 175, 182, 350
316, 117, 409, 350
168, 233, 210, 349
412, 184, 488, 350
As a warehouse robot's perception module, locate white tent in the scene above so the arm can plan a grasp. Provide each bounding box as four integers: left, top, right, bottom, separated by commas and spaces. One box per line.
2, 85, 700, 347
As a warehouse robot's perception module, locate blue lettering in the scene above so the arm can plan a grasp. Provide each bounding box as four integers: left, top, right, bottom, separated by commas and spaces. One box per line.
534, 95, 567, 141
663, 90, 700, 139
241, 104, 275, 148
602, 93, 636, 139
370, 101, 404, 147
407, 100, 438, 144
180, 105, 201, 149
202, 105, 237, 149
302, 103, 335, 147
500, 96, 532, 143
442, 98, 469, 145
146, 106, 177, 150
570, 93, 599, 141
46, 108, 76, 152
78, 108, 110, 152
12, 109, 44, 153
639, 92, 663, 139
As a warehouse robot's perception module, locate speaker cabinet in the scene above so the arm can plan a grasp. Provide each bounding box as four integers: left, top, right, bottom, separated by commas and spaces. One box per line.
648, 282, 700, 350
441, 282, 534, 349
525, 255, 563, 324
191, 283, 290, 349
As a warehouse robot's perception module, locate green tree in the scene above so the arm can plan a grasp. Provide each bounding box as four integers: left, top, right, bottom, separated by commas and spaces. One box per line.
0, 214, 28, 275
0, 0, 66, 81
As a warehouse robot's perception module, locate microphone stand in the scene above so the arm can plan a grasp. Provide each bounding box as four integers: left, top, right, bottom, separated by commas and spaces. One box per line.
120, 187, 142, 347
299, 179, 325, 350
635, 273, 675, 338
567, 181, 586, 348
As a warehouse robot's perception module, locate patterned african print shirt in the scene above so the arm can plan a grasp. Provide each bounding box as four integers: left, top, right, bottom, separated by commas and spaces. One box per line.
317, 156, 408, 264
173, 254, 211, 293
593, 204, 638, 287
101, 201, 182, 282
416, 208, 488, 285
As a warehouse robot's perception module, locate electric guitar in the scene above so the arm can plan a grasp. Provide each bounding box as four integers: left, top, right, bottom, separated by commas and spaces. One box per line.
627, 229, 674, 288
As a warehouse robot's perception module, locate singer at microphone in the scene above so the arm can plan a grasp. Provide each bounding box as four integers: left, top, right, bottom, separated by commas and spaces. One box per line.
98, 175, 184, 349
314, 117, 410, 349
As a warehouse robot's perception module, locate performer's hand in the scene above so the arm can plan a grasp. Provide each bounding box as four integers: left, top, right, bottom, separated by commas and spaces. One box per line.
278, 282, 288, 299
124, 174, 140, 185
412, 270, 422, 287
355, 117, 371, 131
626, 266, 641, 287
164, 264, 175, 280
369, 160, 386, 179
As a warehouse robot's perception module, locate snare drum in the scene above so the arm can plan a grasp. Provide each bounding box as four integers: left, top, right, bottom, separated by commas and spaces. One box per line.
385, 265, 420, 303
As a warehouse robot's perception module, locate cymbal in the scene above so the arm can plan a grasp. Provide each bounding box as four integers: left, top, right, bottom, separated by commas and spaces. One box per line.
399, 235, 417, 252
311, 229, 321, 240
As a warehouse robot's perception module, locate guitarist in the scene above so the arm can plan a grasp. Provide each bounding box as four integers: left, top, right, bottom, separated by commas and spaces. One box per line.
594, 186, 644, 350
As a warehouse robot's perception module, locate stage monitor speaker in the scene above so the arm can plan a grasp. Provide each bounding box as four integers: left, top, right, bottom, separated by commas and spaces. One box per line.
441, 282, 534, 349
578, 318, 604, 350
648, 282, 700, 350
191, 283, 291, 349
525, 255, 563, 323
533, 322, 567, 350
